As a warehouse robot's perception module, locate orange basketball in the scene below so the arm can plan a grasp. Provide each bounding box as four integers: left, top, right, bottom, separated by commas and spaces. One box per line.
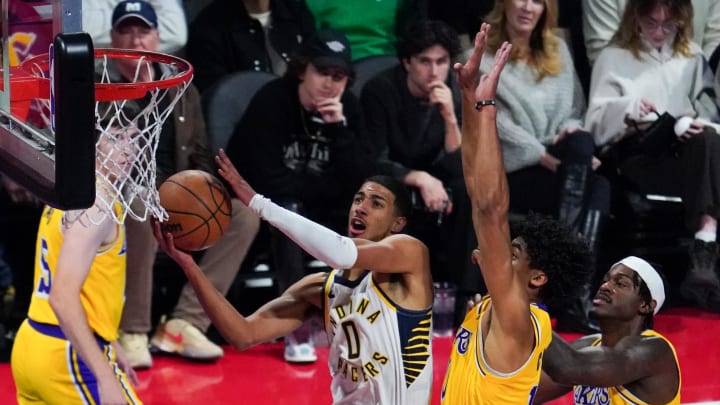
158, 170, 232, 251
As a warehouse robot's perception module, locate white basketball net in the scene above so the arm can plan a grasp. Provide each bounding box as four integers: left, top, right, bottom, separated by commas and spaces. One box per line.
31, 53, 191, 226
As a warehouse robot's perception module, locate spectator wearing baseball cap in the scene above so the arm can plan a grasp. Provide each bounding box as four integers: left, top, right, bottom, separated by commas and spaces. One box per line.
225, 29, 374, 365
111, 0, 158, 29
110, 0, 160, 83
82, 0, 186, 55
300, 29, 353, 77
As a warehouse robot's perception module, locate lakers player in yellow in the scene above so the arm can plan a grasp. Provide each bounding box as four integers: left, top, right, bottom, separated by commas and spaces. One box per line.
441, 24, 592, 404
11, 105, 143, 405
536, 256, 681, 404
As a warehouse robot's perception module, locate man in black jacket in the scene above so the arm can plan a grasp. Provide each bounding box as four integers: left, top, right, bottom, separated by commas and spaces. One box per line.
361, 20, 479, 321
225, 29, 373, 364
186, 0, 316, 92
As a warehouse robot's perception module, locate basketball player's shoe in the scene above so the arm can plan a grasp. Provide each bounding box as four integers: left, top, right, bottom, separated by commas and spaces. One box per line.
284, 322, 317, 364
118, 331, 153, 369
151, 318, 223, 361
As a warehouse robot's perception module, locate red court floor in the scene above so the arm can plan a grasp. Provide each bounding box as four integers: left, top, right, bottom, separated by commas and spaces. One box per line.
1, 307, 718, 404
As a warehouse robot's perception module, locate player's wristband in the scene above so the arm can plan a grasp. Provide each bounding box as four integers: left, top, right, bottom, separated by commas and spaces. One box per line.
249, 194, 358, 269
474, 100, 496, 110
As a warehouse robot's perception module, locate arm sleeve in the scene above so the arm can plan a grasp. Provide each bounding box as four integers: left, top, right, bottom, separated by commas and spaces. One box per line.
582, 0, 622, 66
249, 194, 358, 269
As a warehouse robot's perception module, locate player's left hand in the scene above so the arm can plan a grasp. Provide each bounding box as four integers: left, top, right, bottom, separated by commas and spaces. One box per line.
215, 148, 256, 206
151, 217, 195, 269
112, 340, 139, 386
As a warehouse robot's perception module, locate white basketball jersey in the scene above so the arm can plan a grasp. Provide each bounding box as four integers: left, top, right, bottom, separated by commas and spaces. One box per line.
323, 270, 433, 405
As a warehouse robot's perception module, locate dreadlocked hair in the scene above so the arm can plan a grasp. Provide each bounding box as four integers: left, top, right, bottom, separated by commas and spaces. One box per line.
510, 212, 593, 311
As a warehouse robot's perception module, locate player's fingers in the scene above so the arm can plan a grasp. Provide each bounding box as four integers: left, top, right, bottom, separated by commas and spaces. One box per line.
492, 42, 512, 76
471, 249, 482, 265
127, 368, 139, 386
445, 201, 453, 215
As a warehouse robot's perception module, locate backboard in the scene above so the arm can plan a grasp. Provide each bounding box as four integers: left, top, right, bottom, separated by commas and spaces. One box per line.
0, 0, 95, 209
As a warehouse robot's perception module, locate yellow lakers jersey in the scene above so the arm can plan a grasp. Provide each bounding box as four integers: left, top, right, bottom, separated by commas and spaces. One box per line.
573, 330, 681, 404
441, 297, 551, 404
27, 205, 127, 341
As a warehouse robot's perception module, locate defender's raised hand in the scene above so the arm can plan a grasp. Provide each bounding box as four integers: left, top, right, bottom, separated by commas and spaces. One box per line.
475, 41, 512, 102
215, 149, 257, 205
454, 23, 490, 92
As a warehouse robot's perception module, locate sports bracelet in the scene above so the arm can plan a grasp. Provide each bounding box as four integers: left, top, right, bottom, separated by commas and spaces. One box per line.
474, 99, 496, 110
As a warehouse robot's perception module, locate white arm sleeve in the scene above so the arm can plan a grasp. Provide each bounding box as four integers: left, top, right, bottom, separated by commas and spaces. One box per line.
249, 194, 358, 269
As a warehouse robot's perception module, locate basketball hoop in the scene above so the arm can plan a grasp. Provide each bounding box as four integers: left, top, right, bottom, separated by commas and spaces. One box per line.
20, 48, 194, 225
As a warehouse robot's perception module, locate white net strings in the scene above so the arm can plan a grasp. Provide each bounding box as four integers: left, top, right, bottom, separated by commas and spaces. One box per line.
29, 53, 190, 226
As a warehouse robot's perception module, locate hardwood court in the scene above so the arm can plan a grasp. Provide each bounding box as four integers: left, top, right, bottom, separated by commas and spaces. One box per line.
0, 307, 718, 404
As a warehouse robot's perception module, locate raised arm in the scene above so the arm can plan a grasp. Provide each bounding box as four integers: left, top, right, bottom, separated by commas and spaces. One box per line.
542, 332, 679, 397
454, 25, 536, 371
152, 220, 323, 350
215, 149, 429, 276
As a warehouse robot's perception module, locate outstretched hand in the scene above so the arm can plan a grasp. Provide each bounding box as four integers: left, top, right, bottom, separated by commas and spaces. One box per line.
454, 24, 490, 92
475, 41, 512, 102
453, 23, 512, 102
215, 149, 256, 205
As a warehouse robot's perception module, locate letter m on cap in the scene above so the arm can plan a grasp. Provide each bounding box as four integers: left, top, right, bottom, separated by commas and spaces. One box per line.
125, 2, 142, 12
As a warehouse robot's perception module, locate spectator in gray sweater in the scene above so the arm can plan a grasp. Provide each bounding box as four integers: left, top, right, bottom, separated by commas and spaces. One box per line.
473, 0, 611, 333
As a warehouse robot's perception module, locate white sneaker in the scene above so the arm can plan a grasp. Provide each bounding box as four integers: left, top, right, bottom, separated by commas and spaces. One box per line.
150, 318, 223, 361
118, 331, 153, 369
284, 341, 317, 364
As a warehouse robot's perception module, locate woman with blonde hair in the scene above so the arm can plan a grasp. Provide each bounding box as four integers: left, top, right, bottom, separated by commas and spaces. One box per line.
471, 0, 610, 332
586, 0, 720, 313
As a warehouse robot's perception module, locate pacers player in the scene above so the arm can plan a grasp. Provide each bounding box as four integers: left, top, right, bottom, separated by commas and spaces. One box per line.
536, 256, 681, 404
154, 159, 434, 404
440, 24, 592, 404
11, 103, 143, 404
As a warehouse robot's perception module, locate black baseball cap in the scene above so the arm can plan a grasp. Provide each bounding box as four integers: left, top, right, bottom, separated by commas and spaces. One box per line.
303, 29, 352, 74
112, 0, 158, 29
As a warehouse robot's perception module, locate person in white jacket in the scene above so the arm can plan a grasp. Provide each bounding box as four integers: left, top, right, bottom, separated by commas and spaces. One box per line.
586, 0, 720, 314
583, 0, 720, 65
82, 0, 187, 54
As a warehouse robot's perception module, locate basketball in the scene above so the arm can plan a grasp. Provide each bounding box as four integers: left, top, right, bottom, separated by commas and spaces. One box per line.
158, 170, 232, 251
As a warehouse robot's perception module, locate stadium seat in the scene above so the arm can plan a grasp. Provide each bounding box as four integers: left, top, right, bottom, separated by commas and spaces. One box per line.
349, 55, 399, 98
202, 70, 278, 152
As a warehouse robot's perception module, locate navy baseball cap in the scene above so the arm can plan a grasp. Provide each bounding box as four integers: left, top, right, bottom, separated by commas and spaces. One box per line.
112, 1, 158, 29
303, 29, 352, 74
